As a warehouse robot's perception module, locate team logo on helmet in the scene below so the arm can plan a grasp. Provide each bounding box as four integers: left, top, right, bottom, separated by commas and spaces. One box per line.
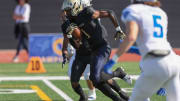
62, 0, 84, 16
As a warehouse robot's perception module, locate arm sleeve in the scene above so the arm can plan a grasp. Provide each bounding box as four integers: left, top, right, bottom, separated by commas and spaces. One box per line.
83, 7, 95, 20
121, 7, 140, 24
61, 20, 71, 34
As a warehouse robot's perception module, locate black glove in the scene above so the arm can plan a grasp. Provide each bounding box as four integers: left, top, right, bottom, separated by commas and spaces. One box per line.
62, 53, 68, 68
114, 26, 126, 40
61, 20, 78, 38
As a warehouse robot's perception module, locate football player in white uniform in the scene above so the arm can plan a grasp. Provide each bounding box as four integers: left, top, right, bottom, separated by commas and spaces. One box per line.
104, 0, 180, 101
67, 44, 96, 100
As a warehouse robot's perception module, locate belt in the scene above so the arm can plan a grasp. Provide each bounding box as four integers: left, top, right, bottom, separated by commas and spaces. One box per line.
147, 50, 170, 57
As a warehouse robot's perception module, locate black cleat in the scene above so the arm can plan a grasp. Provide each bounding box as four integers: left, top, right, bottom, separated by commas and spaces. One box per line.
114, 67, 132, 85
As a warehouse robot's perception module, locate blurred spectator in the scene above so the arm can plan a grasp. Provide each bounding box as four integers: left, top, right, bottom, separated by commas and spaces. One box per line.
13, 0, 31, 62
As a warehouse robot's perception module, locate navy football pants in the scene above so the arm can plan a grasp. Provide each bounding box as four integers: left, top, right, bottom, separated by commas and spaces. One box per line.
90, 45, 111, 86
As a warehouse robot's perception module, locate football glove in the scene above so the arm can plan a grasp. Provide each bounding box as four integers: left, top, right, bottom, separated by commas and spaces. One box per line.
114, 26, 126, 40
61, 20, 78, 38
157, 88, 166, 96
66, 23, 78, 38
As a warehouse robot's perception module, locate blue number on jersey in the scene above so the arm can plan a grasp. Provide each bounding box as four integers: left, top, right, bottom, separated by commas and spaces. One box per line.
153, 15, 163, 38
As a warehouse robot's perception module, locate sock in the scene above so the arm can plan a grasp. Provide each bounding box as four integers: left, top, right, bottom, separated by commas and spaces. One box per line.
96, 82, 124, 101
108, 80, 129, 100
73, 84, 86, 99
112, 54, 119, 62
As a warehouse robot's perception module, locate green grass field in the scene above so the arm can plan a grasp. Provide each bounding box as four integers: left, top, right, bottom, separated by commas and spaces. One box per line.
0, 62, 165, 101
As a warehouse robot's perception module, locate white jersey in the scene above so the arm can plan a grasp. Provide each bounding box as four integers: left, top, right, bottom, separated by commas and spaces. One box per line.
121, 4, 172, 58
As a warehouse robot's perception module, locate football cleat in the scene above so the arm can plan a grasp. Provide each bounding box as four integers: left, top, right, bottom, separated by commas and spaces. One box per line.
123, 74, 132, 85
88, 89, 96, 100
114, 67, 132, 85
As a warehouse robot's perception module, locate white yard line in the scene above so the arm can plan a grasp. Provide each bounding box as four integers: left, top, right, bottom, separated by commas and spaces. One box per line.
42, 79, 73, 101
0, 75, 139, 101
0, 75, 139, 81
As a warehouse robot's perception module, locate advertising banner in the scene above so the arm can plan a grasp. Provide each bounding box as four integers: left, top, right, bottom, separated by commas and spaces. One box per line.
29, 34, 63, 63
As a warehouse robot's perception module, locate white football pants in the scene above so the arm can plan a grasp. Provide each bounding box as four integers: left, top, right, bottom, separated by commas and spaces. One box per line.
129, 52, 180, 101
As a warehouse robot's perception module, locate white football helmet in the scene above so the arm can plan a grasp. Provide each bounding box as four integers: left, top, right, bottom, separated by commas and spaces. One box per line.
62, 0, 83, 16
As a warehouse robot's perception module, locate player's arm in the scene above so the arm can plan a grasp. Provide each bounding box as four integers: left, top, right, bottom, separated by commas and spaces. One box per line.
61, 12, 70, 67
116, 21, 139, 57
92, 10, 119, 28
62, 34, 69, 54
104, 21, 138, 73
92, 10, 126, 40
60, 10, 67, 23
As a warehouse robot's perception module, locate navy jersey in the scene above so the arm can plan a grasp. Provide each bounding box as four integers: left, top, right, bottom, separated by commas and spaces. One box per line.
70, 7, 109, 51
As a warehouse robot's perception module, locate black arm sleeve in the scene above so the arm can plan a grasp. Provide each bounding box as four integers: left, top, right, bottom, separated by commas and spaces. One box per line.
78, 7, 95, 22
61, 20, 71, 34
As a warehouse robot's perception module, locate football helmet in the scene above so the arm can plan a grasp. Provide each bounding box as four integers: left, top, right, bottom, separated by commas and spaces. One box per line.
62, 0, 83, 16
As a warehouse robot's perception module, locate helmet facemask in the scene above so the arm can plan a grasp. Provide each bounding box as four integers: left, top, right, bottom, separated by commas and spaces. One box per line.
62, 0, 83, 16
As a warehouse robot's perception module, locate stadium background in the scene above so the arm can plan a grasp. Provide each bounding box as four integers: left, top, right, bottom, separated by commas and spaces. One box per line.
0, 0, 180, 49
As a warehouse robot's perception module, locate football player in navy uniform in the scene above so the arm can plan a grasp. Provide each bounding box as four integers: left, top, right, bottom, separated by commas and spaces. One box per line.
61, 0, 131, 101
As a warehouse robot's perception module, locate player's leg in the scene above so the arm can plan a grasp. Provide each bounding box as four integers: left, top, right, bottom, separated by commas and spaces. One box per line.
107, 79, 129, 101
163, 54, 180, 101
164, 73, 180, 101
90, 45, 124, 101
129, 72, 165, 101
71, 57, 88, 101
84, 64, 96, 100
130, 56, 170, 101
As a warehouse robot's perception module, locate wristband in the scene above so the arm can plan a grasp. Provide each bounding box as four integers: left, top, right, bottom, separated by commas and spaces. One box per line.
112, 54, 119, 62
116, 26, 121, 31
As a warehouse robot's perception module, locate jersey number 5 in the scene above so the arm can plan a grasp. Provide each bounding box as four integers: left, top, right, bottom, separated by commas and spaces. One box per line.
153, 15, 163, 38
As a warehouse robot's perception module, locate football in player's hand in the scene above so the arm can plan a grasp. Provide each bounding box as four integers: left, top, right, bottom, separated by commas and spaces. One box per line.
72, 27, 82, 49
72, 27, 82, 40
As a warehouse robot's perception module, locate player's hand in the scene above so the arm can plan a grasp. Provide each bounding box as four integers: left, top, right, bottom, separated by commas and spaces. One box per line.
157, 88, 166, 96
104, 59, 116, 74
66, 23, 78, 38
114, 26, 126, 40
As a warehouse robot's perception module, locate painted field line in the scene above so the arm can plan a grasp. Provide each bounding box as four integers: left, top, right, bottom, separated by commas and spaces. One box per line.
43, 79, 73, 101
0, 75, 139, 81
30, 85, 52, 101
